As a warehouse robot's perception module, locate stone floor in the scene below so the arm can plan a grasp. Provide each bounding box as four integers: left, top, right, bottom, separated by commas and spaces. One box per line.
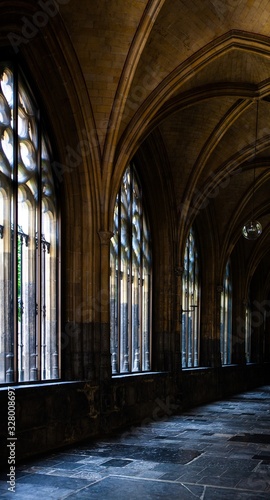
1, 386, 270, 499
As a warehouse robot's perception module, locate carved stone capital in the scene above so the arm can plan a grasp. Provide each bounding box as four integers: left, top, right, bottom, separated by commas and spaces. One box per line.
98, 230, 114, 245
175, 266, 184, 277
216, 285, 224, 294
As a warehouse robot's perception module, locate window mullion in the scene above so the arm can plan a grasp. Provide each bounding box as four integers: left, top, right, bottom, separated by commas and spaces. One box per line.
41, 236, 46, 379
35, 117, 42, 380
128, 180, 132, 372
139, 200, 143, 372
11, 65, 19, 384
182, 228, 200, 369
117, 204, 121, 373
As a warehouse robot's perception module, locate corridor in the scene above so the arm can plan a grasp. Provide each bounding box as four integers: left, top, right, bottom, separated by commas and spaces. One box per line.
1, 386, 270, 499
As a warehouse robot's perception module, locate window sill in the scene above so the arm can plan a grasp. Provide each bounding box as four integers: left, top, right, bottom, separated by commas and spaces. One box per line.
221, 363, 239, 368
112, 371, 167, 379
0, 380, 77, 391
182, 366, 212, 371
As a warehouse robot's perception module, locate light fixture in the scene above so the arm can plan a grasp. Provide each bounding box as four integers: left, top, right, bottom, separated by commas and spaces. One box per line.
242, 100, 262, 240
242, 220, 262, 240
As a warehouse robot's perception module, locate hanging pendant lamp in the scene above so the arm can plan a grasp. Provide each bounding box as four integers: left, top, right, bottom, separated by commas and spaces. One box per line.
242, 100, 262, 240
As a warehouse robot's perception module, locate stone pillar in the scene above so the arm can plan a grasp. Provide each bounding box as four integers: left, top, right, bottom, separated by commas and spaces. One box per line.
232, 297, 246, 365
215, 285, 223, 367
98, 230, 114, 381
175, 266, 183, 372
200, 283, 211, 368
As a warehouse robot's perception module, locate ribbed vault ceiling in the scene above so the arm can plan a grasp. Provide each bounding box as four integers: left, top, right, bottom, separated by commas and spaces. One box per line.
60, 0, 270, 292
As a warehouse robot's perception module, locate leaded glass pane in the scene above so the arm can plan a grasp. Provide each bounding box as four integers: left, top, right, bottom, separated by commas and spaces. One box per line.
0, 62, 60, 384
182, 227, 200, 368
0, 67, 14, 383
110, 163, 152, 374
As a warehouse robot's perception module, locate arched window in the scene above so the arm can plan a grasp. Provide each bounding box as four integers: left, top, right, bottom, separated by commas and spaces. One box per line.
0, 62, 60, 384
110, 163, 152, 374
181, 227, 200, 368
220, 260, 232, 365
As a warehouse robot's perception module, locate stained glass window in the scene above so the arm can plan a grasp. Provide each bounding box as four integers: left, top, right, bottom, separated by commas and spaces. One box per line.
110, 164, 152, 374
0, 62, 60, 383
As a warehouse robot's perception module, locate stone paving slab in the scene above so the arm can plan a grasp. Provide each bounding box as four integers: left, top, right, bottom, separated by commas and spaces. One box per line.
1, 385, 270, 499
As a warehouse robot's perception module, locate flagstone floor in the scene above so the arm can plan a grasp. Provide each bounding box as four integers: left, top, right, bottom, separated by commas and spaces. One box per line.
1, 386, 270, 499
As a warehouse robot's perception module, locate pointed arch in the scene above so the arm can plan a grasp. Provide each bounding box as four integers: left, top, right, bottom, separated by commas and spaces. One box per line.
110, 162, 152, 374
0, 60, 60, 383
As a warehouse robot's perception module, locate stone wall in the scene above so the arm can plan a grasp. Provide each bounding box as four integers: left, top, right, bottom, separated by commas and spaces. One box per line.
182, 363, 270, 409
1, 364, 269, 468
0, 372, 180, 468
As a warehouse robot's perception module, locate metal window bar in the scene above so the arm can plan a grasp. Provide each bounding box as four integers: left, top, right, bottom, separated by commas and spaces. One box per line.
17, 226, 29, 381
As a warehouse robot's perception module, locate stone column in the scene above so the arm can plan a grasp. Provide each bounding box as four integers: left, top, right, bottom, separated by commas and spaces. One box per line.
215, 285, 223, 367
232, 297, 247, 365
98, 230, 114, 381
175, 266, 183, 372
